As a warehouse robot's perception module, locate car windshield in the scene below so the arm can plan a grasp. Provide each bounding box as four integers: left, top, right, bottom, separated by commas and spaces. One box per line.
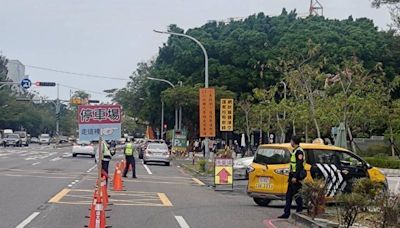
16, 132, 26, 137
40, 135, 50, 138
254, 148, 290, 165
7, 134, 19, 139
147, 144, 168, 150
78, 141, 90, 145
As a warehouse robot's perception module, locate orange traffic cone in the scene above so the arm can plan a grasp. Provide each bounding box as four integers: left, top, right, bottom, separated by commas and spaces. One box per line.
113, 167, 124, 191
87, 190, 106, 228
100, 177, 108, 209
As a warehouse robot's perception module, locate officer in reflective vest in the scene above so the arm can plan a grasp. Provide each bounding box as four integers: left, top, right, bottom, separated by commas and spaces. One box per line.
278, 135, 306, 219
100, 140, 113, 184
123, 139, 137, 178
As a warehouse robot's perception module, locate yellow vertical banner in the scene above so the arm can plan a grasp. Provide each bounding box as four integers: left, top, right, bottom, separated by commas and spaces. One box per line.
220, 99, 234, 131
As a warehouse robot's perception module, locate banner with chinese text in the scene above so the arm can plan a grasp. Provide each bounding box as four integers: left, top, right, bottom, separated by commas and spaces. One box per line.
78, 105, 122, 141
220, 99, 234, 131
199, 88, 215, 137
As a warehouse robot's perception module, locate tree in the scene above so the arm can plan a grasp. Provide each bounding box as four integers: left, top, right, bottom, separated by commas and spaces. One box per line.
372, 0, 400, 32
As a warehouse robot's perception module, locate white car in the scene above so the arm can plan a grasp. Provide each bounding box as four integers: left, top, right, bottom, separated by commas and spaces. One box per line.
72, 140, 95, 158
143, 143, 171, 166
233, 156, 254, 180
39, 134, 51, 145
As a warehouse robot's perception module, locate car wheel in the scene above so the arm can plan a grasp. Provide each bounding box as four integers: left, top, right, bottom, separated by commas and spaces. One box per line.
72, 153, 77, 157
165, 162, 170, 166
253, 198, 271, 207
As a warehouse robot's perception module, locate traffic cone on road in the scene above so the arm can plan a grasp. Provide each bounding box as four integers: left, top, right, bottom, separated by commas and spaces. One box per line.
100, 177, 109, 209
87, 190, 106, 228
113, 167, 124, 191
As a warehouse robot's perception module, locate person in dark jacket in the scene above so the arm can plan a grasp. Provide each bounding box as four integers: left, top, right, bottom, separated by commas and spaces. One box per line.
278, 135, 305, 219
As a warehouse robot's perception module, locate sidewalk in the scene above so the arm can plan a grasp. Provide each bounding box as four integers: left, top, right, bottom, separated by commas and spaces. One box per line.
380, 168, 400, 177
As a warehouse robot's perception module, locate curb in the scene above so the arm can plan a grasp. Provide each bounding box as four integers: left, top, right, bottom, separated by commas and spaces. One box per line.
290, 213, 337, 228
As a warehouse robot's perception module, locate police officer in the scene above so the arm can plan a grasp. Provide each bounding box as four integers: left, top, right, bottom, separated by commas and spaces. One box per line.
278, 135, 306, 219
96, 140, 113, 184
123, 139, 137, 178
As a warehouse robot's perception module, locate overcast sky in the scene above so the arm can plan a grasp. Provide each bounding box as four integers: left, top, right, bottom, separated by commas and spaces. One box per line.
0, 0, 392, 101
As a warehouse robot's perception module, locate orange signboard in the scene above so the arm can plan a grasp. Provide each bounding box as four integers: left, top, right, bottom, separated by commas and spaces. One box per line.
220, 99, 234, 131
199, 88, 216, 137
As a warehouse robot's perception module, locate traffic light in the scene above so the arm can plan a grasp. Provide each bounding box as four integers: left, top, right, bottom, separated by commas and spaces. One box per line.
35, 81, 56, 87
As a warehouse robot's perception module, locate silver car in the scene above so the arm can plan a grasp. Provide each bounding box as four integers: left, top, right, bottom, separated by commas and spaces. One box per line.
143, 143, 171, 166
233, 156, 254, 180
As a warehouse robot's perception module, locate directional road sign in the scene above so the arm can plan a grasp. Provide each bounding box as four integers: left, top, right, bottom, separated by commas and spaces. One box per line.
20, 78, 32, 89
214, 158, 233, 191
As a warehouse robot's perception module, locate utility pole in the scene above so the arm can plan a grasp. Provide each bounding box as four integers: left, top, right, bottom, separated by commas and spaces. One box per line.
178, 81, 183, 130
55, 83, 60, 137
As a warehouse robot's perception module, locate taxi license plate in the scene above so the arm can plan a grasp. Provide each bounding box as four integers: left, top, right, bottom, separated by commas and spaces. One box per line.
256, 177, 272, 189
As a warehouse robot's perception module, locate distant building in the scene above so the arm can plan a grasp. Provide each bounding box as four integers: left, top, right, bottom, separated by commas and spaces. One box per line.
6, 60, 27, 82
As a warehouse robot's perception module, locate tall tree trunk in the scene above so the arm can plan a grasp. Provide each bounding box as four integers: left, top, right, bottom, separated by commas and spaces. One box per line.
347, 125, 357, 153
305, 122, 309, 143
245, 111, 251, 153
390, 124, 396, 157
292, 119, 296, 136
308, 95, 321, 138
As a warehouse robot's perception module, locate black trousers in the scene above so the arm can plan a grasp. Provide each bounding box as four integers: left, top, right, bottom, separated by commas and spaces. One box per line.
283, 183, 303, 215
101, 160, 110, 184
123, 155, 136, 177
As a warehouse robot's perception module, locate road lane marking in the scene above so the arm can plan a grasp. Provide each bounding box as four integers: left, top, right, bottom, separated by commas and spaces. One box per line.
32, 162, 40, 166
50, 157, 62, 161
142, 162, 153, 174
16, 212, 40, 228
48, 188, 71, 203
157, 193, 173, 206
175, 216, 190, 228
192, 178, 205, 186
86, 165, 97, 173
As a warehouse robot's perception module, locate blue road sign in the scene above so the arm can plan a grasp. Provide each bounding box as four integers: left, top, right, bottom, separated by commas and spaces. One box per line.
20, 78, 32, 89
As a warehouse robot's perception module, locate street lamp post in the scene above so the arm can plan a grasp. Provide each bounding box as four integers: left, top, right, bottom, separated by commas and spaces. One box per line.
154, 30, 209, 88
147, 76, 182, 140
154, 29, 211, 158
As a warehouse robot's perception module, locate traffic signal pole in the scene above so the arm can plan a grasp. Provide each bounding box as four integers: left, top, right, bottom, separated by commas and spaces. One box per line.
55, 83, 60, 137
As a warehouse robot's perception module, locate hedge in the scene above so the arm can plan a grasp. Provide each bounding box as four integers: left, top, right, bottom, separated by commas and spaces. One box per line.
363, 157, 400, 169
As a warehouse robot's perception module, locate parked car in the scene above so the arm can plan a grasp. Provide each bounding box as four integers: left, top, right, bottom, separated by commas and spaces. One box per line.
247, 142, 387, 207
3, 134, 22, 147
72, 140, 95, 158
143, 143, 171, 166
14, 131, 28, 146
30, 137, 39, 144
233, 156, 254, 180
138, 139, 165, 159
59, 136, 69, 144
39, 134, 51, 145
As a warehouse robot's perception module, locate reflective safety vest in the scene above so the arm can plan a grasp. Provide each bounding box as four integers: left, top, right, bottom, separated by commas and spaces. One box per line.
102, 141, 112, 161
290, 147, 305, 172
125, 143, 133, 156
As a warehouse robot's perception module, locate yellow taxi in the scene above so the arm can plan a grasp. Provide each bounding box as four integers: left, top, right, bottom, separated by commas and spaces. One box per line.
247, 142, 387, 206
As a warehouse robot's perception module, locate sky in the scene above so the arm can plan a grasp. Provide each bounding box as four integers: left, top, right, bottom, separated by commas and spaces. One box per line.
0, 0, 392, 102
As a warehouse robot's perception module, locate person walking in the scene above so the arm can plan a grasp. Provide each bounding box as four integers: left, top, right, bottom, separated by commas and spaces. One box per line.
123, 139, 137, 178
278, 135, 306, 219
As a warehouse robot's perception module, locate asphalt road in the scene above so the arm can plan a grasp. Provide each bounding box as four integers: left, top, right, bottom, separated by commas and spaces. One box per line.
0, 145, 296, 228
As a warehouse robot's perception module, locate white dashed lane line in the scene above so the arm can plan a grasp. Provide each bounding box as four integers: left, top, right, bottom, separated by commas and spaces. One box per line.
142, 161, 153, 175
15, 212, 40, 228
32, 162, 40, 166
86, 165, 97, 173
175, 216, 191, 228
50, 157, 62, 162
